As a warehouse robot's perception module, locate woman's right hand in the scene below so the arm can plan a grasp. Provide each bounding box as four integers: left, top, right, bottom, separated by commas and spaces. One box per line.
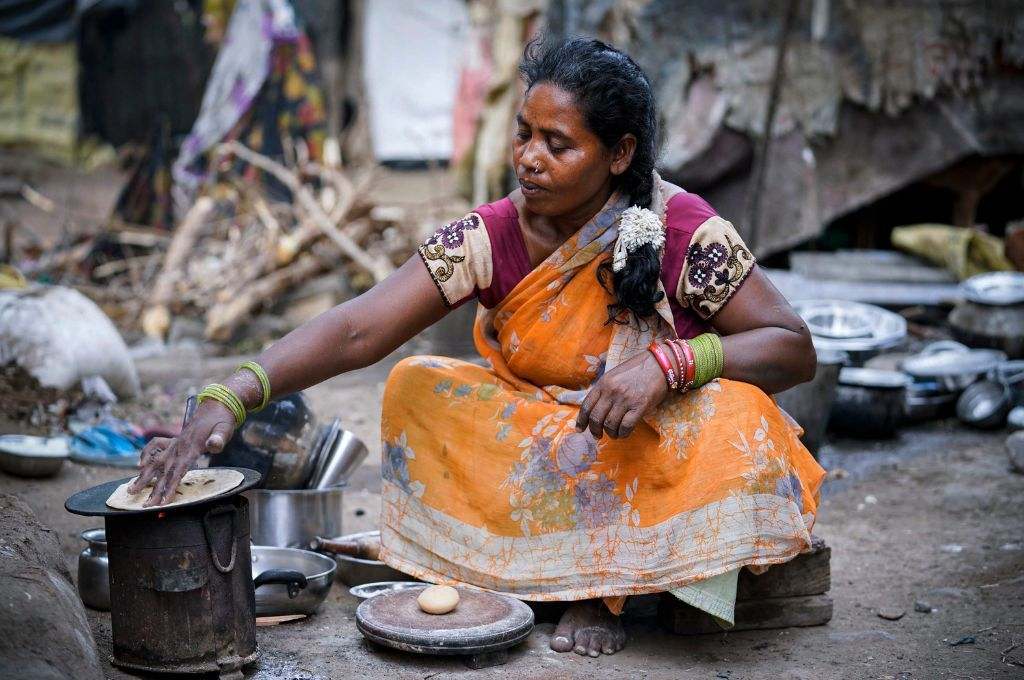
128, 400, 237, 507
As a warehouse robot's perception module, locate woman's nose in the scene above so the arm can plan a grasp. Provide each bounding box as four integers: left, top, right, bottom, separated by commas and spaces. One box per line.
519, 140, 543, 174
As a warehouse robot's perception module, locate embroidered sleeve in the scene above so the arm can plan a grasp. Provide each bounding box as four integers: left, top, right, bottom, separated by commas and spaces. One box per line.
676, 215, 756, 319
417, 212, 493, 308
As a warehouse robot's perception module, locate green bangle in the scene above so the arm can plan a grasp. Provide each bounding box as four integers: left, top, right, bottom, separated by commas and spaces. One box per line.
198, 383, 246, 427
237, 361, 271, 412
689, 333, 724, 389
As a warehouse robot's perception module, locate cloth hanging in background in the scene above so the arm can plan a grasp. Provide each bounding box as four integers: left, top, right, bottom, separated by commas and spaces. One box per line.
891, 224, 1015, 281
113, 121, 175, 230
172, 0, 326, 213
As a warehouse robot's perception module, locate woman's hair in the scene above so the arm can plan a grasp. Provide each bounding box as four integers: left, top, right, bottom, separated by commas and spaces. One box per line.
519, 36, 663, 323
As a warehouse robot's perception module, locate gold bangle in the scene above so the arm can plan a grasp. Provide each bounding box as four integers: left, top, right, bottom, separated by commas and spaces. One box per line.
198, 384, 246, 427
237, 361, 271, 412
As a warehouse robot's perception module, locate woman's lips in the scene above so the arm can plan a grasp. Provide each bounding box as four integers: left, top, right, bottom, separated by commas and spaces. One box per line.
519, 178, 546, 196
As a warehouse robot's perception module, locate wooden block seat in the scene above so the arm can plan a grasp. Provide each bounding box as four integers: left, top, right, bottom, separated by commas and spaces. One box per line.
658, 536, 833, 635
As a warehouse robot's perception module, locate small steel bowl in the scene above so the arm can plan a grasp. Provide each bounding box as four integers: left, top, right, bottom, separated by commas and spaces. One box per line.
0, 435, 69, 478
956, 380, 1011, 429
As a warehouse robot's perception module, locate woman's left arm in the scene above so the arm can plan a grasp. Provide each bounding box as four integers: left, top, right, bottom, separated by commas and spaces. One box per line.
711, 266, 816, 394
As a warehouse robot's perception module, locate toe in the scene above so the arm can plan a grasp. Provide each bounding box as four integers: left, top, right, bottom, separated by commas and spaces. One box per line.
550, 611, 577, 653
573, 630, 592, 656
550, 633, 574, 653
587, 630, 606, 657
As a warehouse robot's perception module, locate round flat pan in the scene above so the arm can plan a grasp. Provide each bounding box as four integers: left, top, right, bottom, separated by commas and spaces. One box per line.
65, 467, 261, 517
356, 586, 534, 656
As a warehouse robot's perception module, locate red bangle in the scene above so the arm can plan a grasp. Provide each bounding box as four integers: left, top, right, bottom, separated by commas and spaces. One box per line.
648, 341, 677, 390
666, 340, 686, 392
677, 339, 696, 390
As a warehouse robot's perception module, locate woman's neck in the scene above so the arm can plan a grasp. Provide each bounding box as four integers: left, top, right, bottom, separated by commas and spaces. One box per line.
533, 184, 615, 241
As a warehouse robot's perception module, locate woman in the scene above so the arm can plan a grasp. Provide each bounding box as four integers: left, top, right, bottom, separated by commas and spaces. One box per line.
134, 38, 825, 658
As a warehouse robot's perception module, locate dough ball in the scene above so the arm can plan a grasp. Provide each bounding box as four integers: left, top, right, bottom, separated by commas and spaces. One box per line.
417, 585, 459, 615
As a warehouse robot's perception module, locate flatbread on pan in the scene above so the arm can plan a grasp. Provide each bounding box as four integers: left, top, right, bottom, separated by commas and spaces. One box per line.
106, 468, 244, 510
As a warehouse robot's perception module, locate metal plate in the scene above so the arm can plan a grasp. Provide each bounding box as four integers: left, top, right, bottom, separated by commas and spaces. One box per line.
838, 367, 909, 389
961, 272, 1024, 306
356, 587, 534, 656
350, 581, 424, 600
65, 467, 262, 517
903, 348, 1007, 379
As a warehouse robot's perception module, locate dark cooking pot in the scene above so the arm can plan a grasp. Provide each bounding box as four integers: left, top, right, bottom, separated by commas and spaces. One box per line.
949, 301, 1024, 359
829, 368, 908, 439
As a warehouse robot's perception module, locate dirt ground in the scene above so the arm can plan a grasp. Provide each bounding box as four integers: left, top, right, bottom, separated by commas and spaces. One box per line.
1, 343, 1022, 680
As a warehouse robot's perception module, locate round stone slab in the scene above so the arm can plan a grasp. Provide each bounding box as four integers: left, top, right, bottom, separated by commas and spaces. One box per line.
356, 586, 534, 656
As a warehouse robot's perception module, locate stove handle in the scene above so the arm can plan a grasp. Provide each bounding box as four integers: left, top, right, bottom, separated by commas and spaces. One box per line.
202, 505, 238, 573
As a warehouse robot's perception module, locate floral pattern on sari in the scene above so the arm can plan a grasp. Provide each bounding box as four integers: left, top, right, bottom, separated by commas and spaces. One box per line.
501, 417, 637, 536
382, 431, 424, 498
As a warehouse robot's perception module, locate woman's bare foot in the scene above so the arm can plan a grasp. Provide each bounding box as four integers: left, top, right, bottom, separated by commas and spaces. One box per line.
549, 600, 626, 657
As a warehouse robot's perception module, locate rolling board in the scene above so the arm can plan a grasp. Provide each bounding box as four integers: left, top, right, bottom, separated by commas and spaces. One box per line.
356, 586, 534, 669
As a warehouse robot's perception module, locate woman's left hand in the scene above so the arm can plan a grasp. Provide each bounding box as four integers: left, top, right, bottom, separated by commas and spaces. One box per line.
576, 349, 669, 439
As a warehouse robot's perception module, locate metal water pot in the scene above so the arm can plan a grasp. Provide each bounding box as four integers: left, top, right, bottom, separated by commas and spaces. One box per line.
77, 528, 110, 610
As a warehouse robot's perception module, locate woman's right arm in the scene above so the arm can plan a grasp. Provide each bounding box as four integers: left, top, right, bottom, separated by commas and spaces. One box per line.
132, 255, 450, 505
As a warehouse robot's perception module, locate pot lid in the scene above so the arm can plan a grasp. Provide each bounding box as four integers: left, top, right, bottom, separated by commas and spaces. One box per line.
838, 367, 910, 389
793, 300, 906, 352
65, 467, 261, 517
960, 272, 1024, 306
902, 348, 1007, 379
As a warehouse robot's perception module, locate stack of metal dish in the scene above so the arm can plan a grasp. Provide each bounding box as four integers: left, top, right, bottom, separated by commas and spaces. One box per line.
899, 341, 1014, 428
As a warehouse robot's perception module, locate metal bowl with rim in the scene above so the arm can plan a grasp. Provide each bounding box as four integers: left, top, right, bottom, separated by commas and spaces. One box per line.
0, 435, 69, 477
956, 380, 1012, 429
793, 300, 907, 357
960, 272, 1024, 306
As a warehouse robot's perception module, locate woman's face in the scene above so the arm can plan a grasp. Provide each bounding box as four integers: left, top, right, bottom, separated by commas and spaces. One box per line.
512, 83, 634, 218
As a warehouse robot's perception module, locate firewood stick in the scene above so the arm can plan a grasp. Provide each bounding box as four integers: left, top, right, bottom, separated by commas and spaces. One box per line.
216, 142, 392, 282
141, 196, 216, 339
204, 251, 328, 341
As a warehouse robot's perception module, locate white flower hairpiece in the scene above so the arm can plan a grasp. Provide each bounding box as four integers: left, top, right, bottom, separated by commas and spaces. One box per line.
612, 206, 665, 272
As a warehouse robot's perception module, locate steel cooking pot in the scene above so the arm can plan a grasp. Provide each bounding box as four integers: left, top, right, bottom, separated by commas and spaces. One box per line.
246, 486, 345, 549
251, 546, 336, 616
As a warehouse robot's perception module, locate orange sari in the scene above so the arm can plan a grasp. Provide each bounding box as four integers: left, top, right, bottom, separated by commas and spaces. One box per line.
379, 187, 825, 609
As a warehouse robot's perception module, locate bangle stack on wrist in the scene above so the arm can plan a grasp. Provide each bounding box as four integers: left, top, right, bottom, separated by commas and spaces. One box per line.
647, 333, 724, 394
196, 361, 273, 428
197, 384, 246, 427
237, 361, 272, 412
647, 341, 678, 390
